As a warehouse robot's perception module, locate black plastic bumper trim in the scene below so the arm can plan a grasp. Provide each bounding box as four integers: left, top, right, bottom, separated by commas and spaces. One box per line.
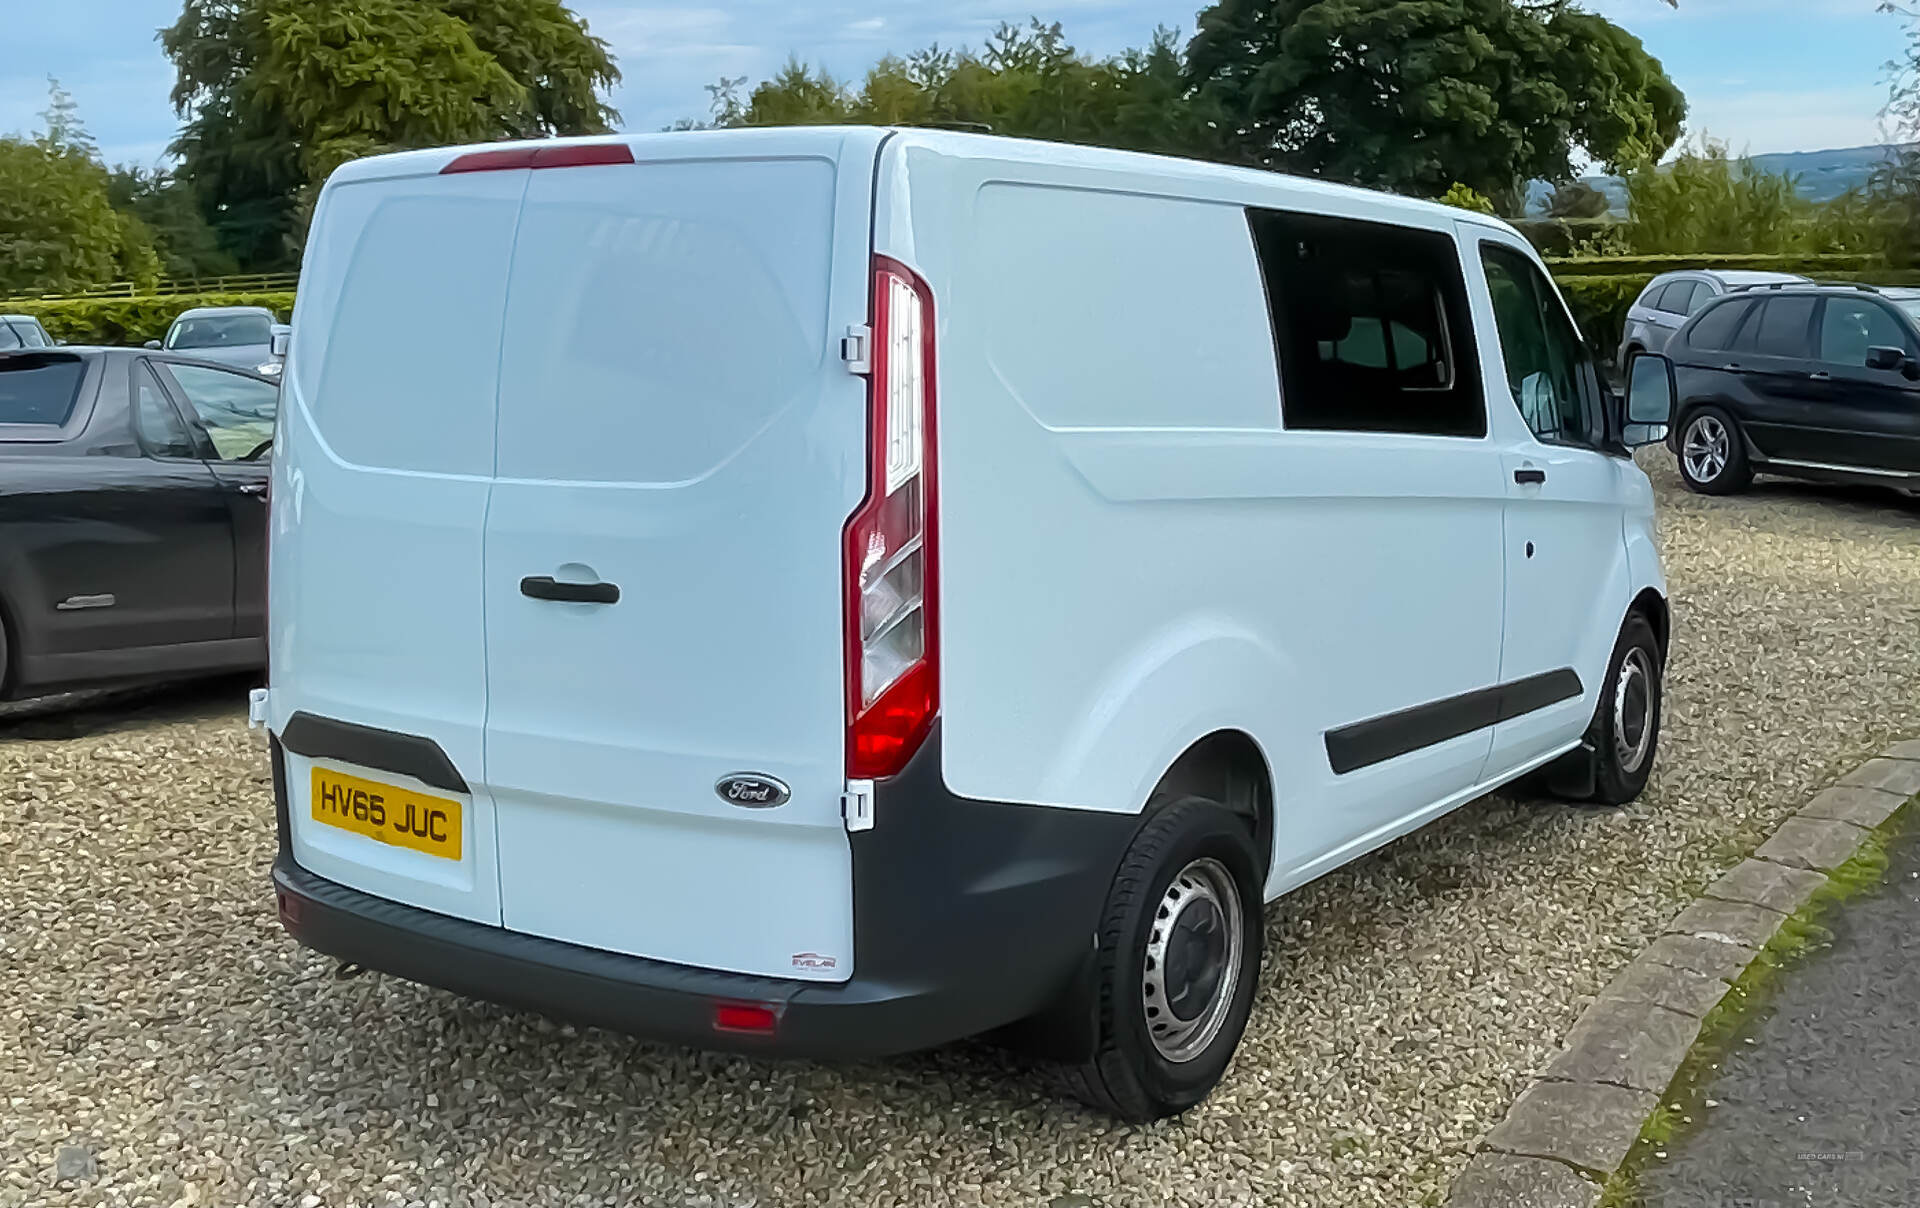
279, 711, 468, 794
1325, 668, 1584, 775
269, 721, 1137, 1060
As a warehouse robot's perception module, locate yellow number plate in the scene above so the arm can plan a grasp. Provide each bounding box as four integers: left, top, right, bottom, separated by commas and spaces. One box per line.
311, 767, 462, 861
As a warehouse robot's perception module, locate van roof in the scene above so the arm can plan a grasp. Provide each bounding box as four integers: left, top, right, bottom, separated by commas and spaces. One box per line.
324, 126, 1523, 241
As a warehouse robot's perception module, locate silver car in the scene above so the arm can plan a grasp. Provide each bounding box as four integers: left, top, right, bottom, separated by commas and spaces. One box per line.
1617, 270, 1810, 370
0, 314, 57, 349
147, 306, 289, 378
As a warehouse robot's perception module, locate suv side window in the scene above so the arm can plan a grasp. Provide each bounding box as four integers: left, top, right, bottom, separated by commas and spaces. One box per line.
1819, 297, 1912, 365
1686, 299, 1754, 351
1247, 209, 1484, 437
1657, 281, 1699, 315
157, 362, 278, 460
1740, 296, 1817, 358
1480, 243, 1600, 447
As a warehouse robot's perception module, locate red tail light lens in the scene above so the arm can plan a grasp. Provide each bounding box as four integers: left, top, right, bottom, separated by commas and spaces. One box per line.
844, 257, 939, 780
440, 143, 635, 174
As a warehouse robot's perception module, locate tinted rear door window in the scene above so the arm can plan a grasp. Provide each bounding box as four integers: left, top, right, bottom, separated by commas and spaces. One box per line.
1687, 299, 1753, 352
1657, 281, 1699, 314
1750, 297, 1817, 358
0, 353, 86, 425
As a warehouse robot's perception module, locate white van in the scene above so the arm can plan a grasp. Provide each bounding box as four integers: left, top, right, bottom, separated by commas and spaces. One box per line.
263, 127, 1674, 1121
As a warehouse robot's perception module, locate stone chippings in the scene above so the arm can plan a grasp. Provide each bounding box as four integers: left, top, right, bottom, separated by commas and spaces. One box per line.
7, 458, 1920, 1208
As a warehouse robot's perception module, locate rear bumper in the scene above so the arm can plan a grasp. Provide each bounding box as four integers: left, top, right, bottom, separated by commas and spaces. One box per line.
269, 723, 1138, 1060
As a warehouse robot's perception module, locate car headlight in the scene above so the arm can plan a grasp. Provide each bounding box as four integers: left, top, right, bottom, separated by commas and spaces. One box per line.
256, 361, 283, 377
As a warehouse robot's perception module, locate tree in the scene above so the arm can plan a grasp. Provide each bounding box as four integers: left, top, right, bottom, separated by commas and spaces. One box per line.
1875, 2, 1920, 266
106, 167, 239, 280
726, 21, 1231, 163
1186, 0, 1684, 211
161, 0, 620, 268
0, 83, 161, 295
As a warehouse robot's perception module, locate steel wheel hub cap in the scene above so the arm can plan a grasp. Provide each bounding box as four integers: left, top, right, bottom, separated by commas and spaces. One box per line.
1683, 415, 1729, 483
1141, 857, 1244, 1063
1613, 647, 1655, 774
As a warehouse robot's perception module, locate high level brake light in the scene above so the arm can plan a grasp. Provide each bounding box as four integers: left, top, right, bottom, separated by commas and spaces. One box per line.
843, 257, 939, 780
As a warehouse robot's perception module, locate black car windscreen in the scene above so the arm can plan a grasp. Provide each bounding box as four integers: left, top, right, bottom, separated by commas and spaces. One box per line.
0, 353, 87, 427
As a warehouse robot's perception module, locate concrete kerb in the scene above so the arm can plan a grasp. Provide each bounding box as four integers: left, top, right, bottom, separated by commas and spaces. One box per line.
1443, 742, 1919, 1208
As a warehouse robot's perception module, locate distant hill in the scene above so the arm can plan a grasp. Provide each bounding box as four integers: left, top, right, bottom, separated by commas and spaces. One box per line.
1525, 144, 1910, 216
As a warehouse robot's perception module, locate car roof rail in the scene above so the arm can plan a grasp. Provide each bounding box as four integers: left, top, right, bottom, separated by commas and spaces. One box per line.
1807, 280, 1884, 293
1731, 280, 1882, 294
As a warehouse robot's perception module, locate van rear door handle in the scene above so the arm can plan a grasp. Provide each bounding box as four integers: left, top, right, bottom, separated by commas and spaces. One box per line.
520, 576, 619, 605
1514, 468, 1547, 485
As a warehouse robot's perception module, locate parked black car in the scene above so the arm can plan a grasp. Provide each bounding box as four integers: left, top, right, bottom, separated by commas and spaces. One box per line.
0, 347, 276, 699
1659, 283, 1920, 494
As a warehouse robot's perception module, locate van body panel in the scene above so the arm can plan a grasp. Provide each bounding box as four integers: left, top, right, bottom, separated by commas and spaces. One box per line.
876, 138, 1508, 884
479, 138, 881, 980
270, 167, 528, 925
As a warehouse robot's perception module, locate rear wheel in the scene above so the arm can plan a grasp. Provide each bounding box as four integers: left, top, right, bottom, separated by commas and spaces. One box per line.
1678, 406, 1752, 494
1060, 795, 1263, 1122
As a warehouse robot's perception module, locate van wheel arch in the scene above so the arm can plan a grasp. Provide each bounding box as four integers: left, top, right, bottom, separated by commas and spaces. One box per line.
1631, 588, 1670, 664
1150, 729, 1273, 879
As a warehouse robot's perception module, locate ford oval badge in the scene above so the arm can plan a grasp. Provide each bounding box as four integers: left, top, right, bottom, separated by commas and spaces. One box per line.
715, 773, 790, 809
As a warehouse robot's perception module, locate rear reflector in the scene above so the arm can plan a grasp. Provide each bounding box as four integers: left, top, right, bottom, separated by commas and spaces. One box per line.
712, 1002, 778, 1035
441, 144, 636, 174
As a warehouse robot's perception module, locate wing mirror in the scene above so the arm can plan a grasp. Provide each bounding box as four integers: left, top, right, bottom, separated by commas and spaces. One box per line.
269, 325, 291, 358
1866, 345, 1920, 381
143, 339, 162, 350
1620, 351, 1674, 448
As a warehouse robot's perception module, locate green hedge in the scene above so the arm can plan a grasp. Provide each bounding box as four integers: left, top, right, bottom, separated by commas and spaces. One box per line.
9, 292, 297, 346
1544, 252, 1883, 279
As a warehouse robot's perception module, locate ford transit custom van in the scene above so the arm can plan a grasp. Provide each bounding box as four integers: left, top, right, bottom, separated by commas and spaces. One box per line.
263, 127, 1673, 1121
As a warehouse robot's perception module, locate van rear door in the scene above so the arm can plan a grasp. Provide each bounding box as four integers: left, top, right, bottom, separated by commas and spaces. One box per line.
273, 166, 527, 926
482, 132, 882, 981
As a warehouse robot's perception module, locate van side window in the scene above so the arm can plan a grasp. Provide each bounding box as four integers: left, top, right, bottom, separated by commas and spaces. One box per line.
1480, 244, 1600, 447
1247, 209, 1484, 438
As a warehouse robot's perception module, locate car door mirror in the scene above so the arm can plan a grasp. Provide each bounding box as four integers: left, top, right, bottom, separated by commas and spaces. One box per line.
143, 339, 162, 350
1621, 351, 1674, 447
269, 326, 291, 358
1867, 345, 1905, 372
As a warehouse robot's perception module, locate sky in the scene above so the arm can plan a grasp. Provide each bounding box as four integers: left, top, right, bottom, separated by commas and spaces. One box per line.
0, 0, 1906, 171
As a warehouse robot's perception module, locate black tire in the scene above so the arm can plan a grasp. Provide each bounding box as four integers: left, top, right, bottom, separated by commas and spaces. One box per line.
1570, 613, 1664, 806
1060, 794, 1263, 1122
1676, 405, 1753, 495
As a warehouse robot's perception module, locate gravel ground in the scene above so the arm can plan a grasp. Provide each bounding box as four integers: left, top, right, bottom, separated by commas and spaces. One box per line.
5, 456, 1920, 1208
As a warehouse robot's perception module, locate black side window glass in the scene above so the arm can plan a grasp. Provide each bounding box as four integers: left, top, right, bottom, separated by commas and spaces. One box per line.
1480, 244, 1597, 447
1247, 209, 1484, 437
1687, 300, 1753, 351
134, 363, 197, 458
1753, 296, 1816, 358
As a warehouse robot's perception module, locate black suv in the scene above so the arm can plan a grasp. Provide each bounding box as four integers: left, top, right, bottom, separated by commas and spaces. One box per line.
1659, 283, 1920, 494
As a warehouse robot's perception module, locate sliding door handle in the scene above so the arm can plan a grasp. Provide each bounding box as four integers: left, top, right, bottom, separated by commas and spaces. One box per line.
1514, 468, 1548, 485
520, 576, 619, 605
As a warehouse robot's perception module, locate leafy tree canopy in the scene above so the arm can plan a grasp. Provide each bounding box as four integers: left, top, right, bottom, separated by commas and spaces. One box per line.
1186, 0, 1685, 211
161, 0, 620, 268
725, 21, 1233, 162
0, 82, 161, 296
1546, 181, 1612, 219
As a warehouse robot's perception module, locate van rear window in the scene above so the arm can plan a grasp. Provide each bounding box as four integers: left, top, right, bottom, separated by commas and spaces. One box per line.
0, 353, 86, 427
1248, 210, 1484, 438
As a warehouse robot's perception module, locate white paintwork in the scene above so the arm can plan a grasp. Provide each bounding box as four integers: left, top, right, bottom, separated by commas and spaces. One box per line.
273, 126, 1666, 982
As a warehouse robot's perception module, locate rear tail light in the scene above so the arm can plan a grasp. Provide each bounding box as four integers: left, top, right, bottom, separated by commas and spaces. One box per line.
844, 257, 939, 780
